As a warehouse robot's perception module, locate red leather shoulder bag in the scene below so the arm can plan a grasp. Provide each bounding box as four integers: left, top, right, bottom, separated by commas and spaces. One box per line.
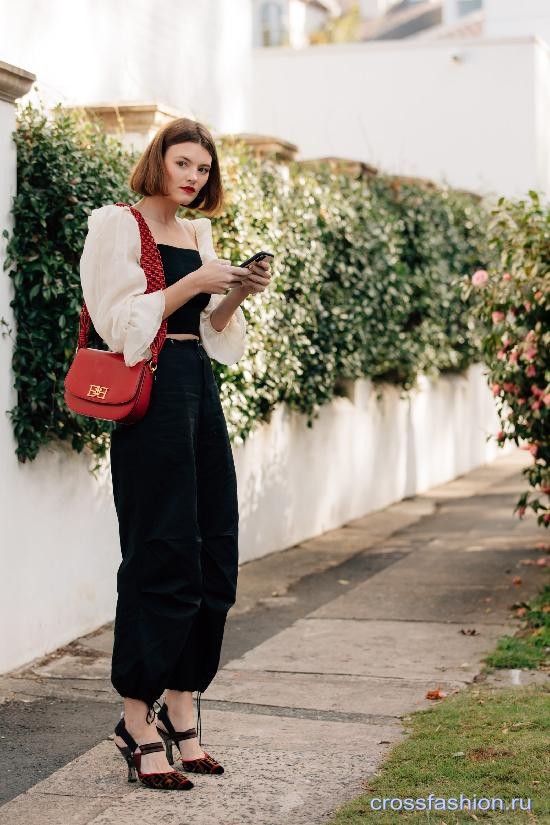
64, 202, 167, 424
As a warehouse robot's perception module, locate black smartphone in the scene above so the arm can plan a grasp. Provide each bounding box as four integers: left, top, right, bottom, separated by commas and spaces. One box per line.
239, 251, 274, 268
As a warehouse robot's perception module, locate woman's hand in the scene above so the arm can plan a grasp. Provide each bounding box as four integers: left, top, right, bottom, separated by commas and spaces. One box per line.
238, 258, 273, 295
190, 259, 245, 294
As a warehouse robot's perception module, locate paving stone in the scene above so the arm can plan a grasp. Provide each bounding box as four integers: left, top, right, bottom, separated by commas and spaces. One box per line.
12, 715, 401, 825
0, 795, 114, 825
309, 545, 547, 624
224, 617, 513, 682
79, 627, 115, 656
207, 668, 464, 717
30, 654, 111, 681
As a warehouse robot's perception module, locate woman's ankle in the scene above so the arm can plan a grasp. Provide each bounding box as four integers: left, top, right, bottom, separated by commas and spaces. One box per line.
164, 689, 195, 719
120, 698, 162, 742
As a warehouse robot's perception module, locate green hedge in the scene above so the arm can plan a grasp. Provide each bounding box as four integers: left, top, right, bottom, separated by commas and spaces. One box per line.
463, 191, 549, 528
3, 102, 488, 466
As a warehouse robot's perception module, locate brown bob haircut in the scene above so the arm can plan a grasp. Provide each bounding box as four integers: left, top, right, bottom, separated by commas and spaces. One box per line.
129, 118, 224, 216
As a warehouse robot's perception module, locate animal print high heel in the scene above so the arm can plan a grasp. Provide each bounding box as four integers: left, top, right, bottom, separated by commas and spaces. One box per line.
114, 716, 194, 790
156, 699, 224, 775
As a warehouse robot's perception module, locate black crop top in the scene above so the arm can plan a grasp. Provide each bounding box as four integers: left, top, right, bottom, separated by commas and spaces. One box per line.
157, 245, 211, 335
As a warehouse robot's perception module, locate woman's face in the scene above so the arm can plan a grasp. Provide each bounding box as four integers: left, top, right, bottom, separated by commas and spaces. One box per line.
163, 141, 212, 205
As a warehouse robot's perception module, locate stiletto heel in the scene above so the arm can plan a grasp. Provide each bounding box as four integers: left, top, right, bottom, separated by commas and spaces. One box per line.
156, 700, 224, 775
157, 726, 175, 765
114, 741, 138, 782
113, 716, 194, 790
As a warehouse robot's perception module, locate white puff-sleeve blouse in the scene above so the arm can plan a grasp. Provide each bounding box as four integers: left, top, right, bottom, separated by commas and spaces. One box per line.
79, 203, 247, 367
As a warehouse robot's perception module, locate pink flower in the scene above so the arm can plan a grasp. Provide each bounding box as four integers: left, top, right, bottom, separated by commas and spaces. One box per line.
544, 513, 550, 525
503, 272, 512, 281
491, 383, 501, 396
523, 346, 537, 361
544, 394, 550, 407
496, 430, 506, 443
524, 301, 532, 312
528, 444, 539, 457
526, 365, 537, 377
534, 290, 543, 301
472, 269, 488, 286
492, 311, 505, 323
508, 350, 519, 364
497, 349, 507, 360
517, 398, 527, 405
531, 400, 541, 411
517, 505, 526, 518
531, 384, 543, 397
502, 382, 519, 394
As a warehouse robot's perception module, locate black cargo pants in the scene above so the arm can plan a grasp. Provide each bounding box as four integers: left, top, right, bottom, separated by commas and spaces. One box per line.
109, 337, 239, 718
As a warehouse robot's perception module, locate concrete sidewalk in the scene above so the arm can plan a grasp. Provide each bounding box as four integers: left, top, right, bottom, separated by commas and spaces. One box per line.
0, 449, 548, 825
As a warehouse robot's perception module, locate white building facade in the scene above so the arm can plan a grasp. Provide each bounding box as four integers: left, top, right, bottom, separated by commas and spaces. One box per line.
249, 34, 550, 198
248, 0, 550, 198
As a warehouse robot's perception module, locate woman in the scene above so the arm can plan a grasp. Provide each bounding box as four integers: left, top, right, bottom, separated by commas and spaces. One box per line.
79, 118, 272, 790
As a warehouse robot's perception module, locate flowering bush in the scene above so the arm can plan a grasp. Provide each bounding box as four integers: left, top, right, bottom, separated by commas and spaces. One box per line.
463, 191, 549, 527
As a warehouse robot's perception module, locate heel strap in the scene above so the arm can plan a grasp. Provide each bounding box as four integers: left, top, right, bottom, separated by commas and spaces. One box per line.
138, 741, 165, 755
175, 728, 197, 742
114, 718, 138, 754
157, 703, 197, 742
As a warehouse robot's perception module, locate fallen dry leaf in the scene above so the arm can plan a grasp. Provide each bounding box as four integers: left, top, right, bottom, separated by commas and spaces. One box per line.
515, 607, 528, 617
512, 575, 523, 585
426, 688, 447, 700
460, 628, 478, 635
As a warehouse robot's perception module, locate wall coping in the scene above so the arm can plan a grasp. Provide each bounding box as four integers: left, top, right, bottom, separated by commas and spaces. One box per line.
0, 60, 35, 104
223, 133, 299, 162
62, 101, 185, 134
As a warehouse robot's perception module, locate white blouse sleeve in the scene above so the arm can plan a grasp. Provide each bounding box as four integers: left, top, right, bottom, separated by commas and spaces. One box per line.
79, 204, 166, 367
195, 218, 247, 365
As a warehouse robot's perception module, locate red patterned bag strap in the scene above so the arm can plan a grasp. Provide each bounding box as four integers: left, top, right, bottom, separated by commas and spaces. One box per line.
77, 202, 167, 369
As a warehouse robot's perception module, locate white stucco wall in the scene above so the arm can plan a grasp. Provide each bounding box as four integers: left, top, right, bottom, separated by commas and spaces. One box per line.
485, 0, 550, 47
249, 36, 549, 198
1, 362, 507, 674
0, 0, 253, 133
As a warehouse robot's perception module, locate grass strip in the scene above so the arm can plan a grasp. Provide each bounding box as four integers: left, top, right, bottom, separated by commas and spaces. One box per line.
328, 684, 549, 823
